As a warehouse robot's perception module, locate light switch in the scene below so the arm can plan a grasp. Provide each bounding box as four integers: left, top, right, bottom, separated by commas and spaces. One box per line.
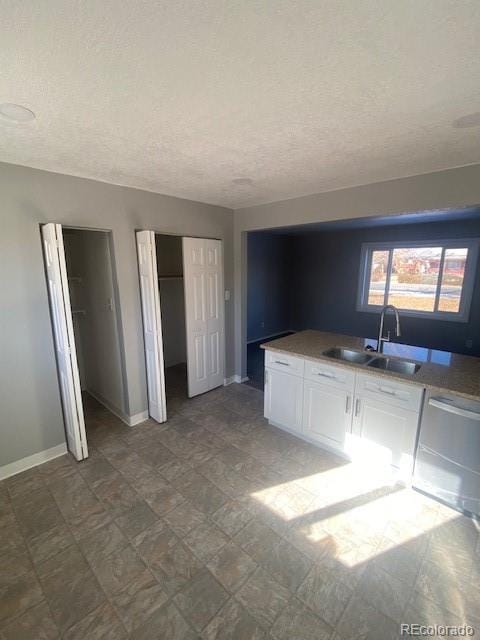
224, 290, 231, 301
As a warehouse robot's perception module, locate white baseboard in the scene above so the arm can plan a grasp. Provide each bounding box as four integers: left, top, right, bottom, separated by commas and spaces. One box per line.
246, 330, 294, 345
128, 410, 149, 426
224, 375, 249, 385
0, 443, 68, 481
86, 389, 148, 427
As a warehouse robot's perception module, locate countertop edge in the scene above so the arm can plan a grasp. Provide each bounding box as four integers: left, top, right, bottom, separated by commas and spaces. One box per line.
261, 338, 480, 402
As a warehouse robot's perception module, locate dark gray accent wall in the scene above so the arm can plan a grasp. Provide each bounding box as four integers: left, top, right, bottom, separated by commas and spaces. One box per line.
290, 218, 480, 356
247, 233, 292, 342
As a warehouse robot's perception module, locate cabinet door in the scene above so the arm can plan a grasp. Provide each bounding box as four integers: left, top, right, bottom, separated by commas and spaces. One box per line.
264, 368, 303, 433
350, 394, 419, 479
303, 379, 352, 451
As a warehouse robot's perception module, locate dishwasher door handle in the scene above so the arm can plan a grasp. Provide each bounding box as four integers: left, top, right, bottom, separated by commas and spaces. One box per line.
429, 398, 480, 421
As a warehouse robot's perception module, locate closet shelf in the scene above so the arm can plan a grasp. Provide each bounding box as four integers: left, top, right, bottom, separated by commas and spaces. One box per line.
158, 275, 183, 281
72, 309, 86, 316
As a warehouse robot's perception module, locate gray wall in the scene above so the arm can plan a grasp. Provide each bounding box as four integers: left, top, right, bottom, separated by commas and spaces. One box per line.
234, 164, 480, 376
0, 162, 233, 467
73, 230, 126, 413
289, 218, 480, 356
247, 233, 292, 342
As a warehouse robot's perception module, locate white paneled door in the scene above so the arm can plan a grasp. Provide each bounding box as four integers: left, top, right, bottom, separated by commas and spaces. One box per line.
136, 231, 167, 423
41, 223, 88, 461
183, 237, 225, 397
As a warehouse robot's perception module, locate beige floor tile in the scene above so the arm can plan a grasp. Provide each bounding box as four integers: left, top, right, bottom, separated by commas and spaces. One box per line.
0, 600, 59, 640
114, 501, 158, 540
92, 545, 147, 597
110, 569, 168, 633
173, 568, 229, 632
0, 571, 44, 624
207, 541, 258, 593
235, 568, 291, 629
297, 565, 354, 627
62, 602, 127, 640
271, 599, 332, 640
183, 521, 229, 563
203, 598, 266, 640
129, 601, 197, 640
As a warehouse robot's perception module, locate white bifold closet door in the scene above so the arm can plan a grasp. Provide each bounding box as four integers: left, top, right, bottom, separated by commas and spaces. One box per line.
136, 231, 167, 422
183, 237, 225, 397
41, 223, 88, 461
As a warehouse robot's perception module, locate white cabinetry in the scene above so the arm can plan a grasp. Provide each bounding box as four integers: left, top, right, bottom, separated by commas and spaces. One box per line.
264, 349, 424, 480
348, 373, 423, 480
264, 368, 303, 434
302, 360, 355, 451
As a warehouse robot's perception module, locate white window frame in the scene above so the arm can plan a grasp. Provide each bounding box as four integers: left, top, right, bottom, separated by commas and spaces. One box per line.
357, 238, 480, 322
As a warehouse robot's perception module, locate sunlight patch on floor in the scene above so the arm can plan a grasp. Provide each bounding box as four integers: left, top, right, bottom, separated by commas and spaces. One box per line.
250, 458, 462, 569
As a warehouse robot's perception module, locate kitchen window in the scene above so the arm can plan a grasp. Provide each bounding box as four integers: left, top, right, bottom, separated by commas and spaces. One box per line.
357, 239, 479, 321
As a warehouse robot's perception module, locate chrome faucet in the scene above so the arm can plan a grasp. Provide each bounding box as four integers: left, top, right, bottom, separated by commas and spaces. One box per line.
377, 305, 401, 353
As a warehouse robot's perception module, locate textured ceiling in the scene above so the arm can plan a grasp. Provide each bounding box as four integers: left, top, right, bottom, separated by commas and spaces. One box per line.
1, 1, 480, 209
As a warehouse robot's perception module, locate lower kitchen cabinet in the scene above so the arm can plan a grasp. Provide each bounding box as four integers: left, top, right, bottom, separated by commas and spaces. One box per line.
348, 394, 419, 479
303, 379, 352, 450
263, 350, 424, 481
264, 367, 303, 434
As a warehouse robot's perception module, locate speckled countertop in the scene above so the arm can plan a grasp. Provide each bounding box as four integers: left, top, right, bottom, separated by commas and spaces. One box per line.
261, 330, 480, 401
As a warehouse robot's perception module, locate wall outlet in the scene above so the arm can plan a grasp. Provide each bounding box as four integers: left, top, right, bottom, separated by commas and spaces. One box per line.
260, 321, 265, 328
466, 338, 473, 349
224, 289, 230, 301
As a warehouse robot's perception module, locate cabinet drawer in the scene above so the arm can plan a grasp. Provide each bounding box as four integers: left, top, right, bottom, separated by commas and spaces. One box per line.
355, 372, 424, 412
304, 359, 355, 391
265, 350, 304, 377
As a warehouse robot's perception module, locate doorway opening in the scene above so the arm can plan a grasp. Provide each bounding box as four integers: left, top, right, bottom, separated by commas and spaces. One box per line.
246, 230, 295, 391
155, 234, 188, 410
136, 231, 225, 423
42, 224, 126, 460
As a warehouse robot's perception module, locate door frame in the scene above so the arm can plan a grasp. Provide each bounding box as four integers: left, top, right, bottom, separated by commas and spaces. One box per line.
42, 223, 128, 458
41, 223, 88, 460
137, 229, 226, 416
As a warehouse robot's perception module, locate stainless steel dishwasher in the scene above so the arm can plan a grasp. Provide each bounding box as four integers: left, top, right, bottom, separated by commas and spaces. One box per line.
413, 390, 480, 518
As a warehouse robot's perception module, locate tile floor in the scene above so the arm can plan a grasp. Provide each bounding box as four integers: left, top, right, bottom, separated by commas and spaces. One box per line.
1, 366, 479, 639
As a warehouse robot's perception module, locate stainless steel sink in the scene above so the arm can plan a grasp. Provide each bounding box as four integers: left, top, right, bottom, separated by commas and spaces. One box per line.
322, 347, 374, 365
367, 357, 421, 375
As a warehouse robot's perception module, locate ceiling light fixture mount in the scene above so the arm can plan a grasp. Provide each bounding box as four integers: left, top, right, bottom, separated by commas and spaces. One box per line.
232, 177, 254, 186
0, 103, 36, 123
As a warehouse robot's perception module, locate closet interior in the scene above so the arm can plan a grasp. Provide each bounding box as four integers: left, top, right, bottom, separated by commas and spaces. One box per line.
155, 234, 188, 403
63, 228, 125, 426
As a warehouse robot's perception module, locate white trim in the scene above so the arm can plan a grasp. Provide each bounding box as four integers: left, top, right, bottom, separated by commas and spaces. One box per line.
85, 389, 148, 427
0, 443, 68, 481
246, 331, 294, 345
129, 410, 149, 426
224, 375, 249, 385
357, 238, 480, 322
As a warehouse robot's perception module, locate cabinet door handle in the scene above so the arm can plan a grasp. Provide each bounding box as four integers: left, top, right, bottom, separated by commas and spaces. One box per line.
355, 398, 361, 416
316, 371, 335, 379
274, 360, 290, 366
379, 385, 395, 395
345, 395, 351, 414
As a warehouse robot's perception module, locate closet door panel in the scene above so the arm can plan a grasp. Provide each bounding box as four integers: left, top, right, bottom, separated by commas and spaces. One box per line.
183, 237, 225, 397
136, 230, 167, 423
41, 223, 88, 460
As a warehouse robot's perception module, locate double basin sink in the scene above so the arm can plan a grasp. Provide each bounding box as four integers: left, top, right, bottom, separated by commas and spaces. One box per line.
322, 347, 421, 375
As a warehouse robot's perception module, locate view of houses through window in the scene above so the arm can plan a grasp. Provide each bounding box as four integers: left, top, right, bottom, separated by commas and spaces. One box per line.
359, 241, 477, 319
